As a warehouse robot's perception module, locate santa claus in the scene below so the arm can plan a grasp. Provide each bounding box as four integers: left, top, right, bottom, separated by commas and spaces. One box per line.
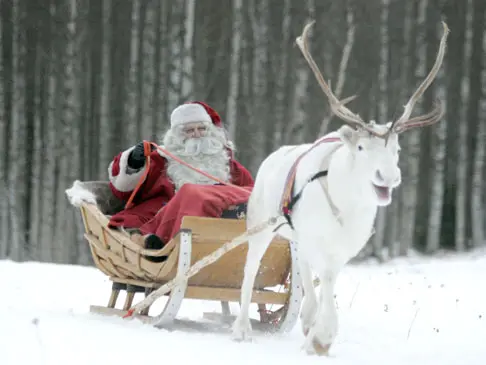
107, 101, 254, 255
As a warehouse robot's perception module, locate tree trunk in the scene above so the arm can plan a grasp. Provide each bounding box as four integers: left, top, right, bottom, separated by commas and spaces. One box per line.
226, 0, 243, 140
98, 0, 112, 177
140, 1, 156, 138
181, 0, 196, 101
398, 0, 419, 255
441, 0, 466, 250
467, 0, 485, 247
425, 8, 448, 253
0, 3, 9, 259
452, 1, 468, 251
247, 0, 269, 169
125, 0, 141, 143
372, 0, 390, 260
87, 0, 102, 179
9, 0, 26, 261
22, 0, 39, 260
0, 0, 7, 258
284, 0, 315, 145
150, 0, 163, 140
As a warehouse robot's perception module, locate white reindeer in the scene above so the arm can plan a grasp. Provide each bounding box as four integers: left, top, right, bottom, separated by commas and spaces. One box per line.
232, 21, 449, 355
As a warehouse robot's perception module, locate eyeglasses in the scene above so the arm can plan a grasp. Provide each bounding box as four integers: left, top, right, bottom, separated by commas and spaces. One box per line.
182, 125, 207, 137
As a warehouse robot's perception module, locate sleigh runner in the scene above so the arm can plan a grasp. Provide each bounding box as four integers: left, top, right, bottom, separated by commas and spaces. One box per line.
78, 196, 303, 332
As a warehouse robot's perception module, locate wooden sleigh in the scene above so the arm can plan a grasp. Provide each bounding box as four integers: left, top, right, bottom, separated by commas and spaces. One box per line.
78, 191, 303, 333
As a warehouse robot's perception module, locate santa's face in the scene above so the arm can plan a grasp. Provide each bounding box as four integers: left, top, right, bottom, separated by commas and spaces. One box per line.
181, 122, 208, 140
162, 122, 231, 190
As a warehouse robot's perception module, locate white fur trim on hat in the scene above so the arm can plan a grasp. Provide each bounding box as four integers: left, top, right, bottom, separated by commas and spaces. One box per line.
170, 103, 212, 128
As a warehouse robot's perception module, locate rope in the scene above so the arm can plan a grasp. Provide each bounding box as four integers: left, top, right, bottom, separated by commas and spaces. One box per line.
125, 141, 153, 209
150, 142, 250, 193
124, 141, 251, 209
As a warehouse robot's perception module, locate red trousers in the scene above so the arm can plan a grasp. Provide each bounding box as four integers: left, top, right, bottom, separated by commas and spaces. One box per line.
139, 184, 251, 243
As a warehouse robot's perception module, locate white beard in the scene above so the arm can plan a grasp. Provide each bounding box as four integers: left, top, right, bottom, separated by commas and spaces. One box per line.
162, 124, 231, 191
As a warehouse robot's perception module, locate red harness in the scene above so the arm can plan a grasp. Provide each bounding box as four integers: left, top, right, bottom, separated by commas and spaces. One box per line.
280, 137, 342, 228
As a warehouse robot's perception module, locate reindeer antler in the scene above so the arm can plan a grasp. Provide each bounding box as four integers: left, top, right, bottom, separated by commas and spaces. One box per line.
390, 21, 449, 134
394, 99, 445, 133
296, 21, 389, 138
296, 21, 450, 138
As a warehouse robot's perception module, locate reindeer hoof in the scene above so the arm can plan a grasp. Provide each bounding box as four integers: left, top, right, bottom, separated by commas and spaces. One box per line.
231, 330, 252, 342
231, 320, 252, 342
312, 338, 331, 356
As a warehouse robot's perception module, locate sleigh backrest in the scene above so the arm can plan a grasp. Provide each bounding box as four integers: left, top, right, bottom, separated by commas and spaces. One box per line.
173, 216, 291, 290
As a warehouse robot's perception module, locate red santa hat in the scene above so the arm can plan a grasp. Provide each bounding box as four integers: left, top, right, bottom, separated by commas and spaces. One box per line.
170, 101, 222, 128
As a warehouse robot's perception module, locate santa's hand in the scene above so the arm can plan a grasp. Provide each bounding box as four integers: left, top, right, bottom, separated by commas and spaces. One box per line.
128, 142, 154, 169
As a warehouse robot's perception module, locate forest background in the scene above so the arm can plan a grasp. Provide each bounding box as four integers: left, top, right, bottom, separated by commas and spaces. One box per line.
0, 0, 484, 265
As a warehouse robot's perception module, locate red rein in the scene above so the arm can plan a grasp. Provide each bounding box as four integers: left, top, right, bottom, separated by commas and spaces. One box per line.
124, 141, 250, 210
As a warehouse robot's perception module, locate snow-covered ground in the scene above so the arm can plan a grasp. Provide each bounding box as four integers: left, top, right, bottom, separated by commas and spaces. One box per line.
1, 248, 485, 365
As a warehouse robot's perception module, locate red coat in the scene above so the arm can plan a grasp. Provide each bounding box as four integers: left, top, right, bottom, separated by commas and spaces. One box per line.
107, 146, 254, 242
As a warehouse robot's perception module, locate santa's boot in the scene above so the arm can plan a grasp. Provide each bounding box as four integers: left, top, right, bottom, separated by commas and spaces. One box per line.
130, 233, 167, 263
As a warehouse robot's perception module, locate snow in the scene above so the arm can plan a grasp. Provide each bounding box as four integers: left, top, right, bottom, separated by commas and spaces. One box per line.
2, 248, 486, 365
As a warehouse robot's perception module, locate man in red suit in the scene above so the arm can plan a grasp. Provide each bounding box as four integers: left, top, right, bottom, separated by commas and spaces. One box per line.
107, 101, 254, 253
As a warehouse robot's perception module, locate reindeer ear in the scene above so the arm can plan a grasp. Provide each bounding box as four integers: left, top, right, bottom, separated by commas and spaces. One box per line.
338, 125, 357, 147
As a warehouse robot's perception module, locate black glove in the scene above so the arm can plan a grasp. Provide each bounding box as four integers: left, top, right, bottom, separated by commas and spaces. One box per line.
127, 142, 153, 169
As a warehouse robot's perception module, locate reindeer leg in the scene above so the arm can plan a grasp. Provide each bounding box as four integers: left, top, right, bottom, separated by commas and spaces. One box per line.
303, 265, 339, 356
299, 257, 318, 337
232, 230, 274, 342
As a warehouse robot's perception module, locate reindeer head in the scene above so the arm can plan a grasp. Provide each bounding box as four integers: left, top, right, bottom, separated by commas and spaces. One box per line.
335, 123, 400, 205
296, 21, 449, 206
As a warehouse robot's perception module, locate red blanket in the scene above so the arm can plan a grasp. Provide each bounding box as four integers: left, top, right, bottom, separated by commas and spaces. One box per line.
139, 183, 251, 243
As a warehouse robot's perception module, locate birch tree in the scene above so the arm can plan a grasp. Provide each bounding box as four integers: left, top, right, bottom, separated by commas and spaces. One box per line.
150, 0, 163, 140
22, 0, 40, 260
125, 0, 141, 142
454, 0, 473, 252
246, 0, 269, 167
450, 1, 468, 251
9, 0, 26, 261
140, 0, 156, 138
467, 0, 485, 247
180, 0, 196, 101
42, 2, 61, 262
0, 2, 7, 258
59, 0, 84, 263
425, 17, 448, 253
98, 0, 112, 177
168, 2, 185, 109
232, 0, 253, 166
371, 0, 390, 259
225, 0, 243, 140
397, 0, 419, 255
85, 0, 102, 179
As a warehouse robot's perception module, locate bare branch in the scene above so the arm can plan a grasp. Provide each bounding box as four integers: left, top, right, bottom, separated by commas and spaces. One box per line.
319, 9, 356, 135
